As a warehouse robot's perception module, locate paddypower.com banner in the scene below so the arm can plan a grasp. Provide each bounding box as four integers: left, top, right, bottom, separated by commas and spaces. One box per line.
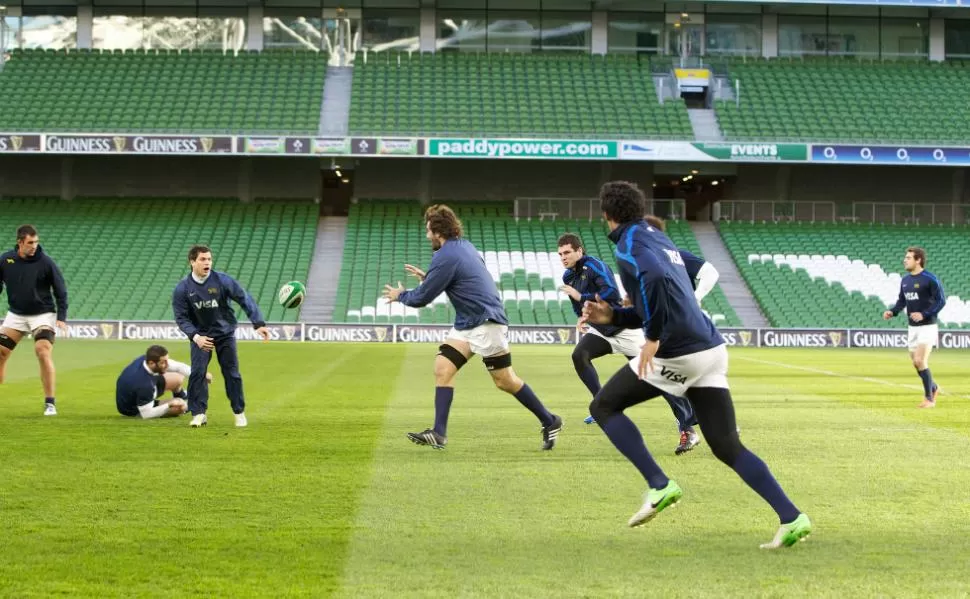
427, 138, 619, 159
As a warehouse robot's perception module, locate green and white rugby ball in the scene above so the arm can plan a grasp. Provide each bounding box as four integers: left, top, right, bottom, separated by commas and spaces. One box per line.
278, 281, 307, 309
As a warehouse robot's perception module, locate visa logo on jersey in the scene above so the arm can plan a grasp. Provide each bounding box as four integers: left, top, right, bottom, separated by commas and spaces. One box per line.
664, 249, 685, 266
193, 299, 221, 310
905, 292, 919, 301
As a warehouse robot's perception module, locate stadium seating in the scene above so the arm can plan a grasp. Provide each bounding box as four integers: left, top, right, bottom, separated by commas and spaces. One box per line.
333, 200, 741, 327
719, 221, 970, 328
716, 59, 970, 143
0, 49, 325, 134
349, 53, 692, 138
0, 197, 317, 322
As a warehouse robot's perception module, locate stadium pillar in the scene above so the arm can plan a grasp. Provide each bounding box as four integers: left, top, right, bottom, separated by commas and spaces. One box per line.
952, 169, 966, 205
419, 8, 436, 53
761, 14, 778, 58
238, 158, 253, 203
776, 165, 791, 203
418, 159, 432, 204
930, 18, 945, 62
60, 157, 74, 201
77, 5, 93, 50
248, 6, 264, 51
591, 12, 608, 55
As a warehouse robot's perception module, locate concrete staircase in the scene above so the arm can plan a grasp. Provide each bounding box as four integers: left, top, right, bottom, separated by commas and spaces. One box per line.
300, 216, 347, 323
687, 109, 725, 142
689, 221, 769, 328
318, 66, 353, 136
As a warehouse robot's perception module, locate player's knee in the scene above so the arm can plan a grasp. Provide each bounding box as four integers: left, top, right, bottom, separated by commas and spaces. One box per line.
435, 344, 467, 379
33, 340, 53, 359
708, 433, 743, 466
0, 332, 17, 352
589, 392, 617, 423
571, 347, 592, 372
492, 370, 521, 394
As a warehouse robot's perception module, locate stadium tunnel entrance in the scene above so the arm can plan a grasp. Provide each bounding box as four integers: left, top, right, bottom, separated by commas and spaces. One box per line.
320, 160, 354, 216
653, 164, 734, 221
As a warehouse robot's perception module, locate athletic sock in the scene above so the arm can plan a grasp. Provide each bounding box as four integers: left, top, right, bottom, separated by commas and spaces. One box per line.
45, 397, 55, 406
917, 369, 934, 399
600, 414, 669, 489
513, 383, 554, 426
432, 387, 454, 437
577, 364, 601, 397
732, 448, 800, 524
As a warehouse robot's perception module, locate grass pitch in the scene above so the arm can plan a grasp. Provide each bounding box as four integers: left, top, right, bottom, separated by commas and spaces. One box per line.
1, 341, 968, 597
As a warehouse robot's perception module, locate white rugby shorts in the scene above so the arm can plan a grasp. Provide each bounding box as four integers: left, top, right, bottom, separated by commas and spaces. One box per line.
588, 327, 645, 358
447, 322, 509, 358
628, 343, 730, 395
2, 311, 57, 336
908, 324, 938, 352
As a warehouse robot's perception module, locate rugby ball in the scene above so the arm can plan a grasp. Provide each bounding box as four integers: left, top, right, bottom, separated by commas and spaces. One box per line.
278, 281, 306, 309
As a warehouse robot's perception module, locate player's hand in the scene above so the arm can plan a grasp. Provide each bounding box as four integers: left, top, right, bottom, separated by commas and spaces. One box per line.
56, 320, 68, 336
383, 282, 404, 303
255, 326, 271, 342
205, 372, 214, 384
404, 264, 426, 282
582, 294, 613, 325
193, 334, 215, 352
170, 399, 188, 415
882, 310, 893, 320
911, 312, 924, 323
576, 316, 590, 334
558, 284, 581, 301
637, 339, 660, 381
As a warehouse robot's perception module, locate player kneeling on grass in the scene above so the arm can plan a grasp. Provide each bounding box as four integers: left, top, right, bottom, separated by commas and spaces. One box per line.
382, 204, 562, 451
115, 345, 213, 419
581, 181, 811, 549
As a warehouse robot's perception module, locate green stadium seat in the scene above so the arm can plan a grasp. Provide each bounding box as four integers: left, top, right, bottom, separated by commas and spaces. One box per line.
715, 58, 970, 143
0, 49, 326, 134
719, 220, 970, 328
0, 197, 316, 322
334, 200, 741, 326
349, 52, 692, 138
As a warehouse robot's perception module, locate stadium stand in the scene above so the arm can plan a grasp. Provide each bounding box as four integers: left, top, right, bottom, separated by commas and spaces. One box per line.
333, 200, 740, 326
0, 197, 317, 322
716, 59, 970, 143
0, 49, 325, 134
719, 221, 970, 328
348, 53, 692, 138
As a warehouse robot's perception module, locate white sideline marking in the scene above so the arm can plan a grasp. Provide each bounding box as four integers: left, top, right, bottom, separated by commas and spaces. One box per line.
735, 356, 970, 400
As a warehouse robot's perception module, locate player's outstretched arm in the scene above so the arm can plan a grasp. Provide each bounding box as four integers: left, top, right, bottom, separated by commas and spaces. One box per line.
404, 264, 426, 282
693, 261, 719, 303
395, 252, 457, 308
225, 274, 268, 332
